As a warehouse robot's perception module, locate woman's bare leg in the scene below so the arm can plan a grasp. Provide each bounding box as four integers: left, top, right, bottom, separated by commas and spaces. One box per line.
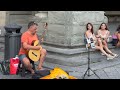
103, 41, 117, 57
95, 38, 114, 60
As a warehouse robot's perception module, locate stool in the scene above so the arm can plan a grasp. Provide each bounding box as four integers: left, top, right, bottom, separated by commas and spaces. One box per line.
16, 59, 35, 77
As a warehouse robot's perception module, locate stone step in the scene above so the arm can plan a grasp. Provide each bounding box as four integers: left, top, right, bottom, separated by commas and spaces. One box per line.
42, 43, 115, 55
44, 50, 108, 67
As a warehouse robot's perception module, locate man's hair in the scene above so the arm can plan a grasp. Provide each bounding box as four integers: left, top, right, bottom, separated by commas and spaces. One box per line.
28, 21, 38, 29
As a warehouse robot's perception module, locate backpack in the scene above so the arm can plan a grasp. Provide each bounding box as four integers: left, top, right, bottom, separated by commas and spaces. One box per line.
111, 34, 118, 46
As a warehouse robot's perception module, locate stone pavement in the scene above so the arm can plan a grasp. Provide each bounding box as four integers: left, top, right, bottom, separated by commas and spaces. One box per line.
0, 46, 120, 79
69, 48, 120, 79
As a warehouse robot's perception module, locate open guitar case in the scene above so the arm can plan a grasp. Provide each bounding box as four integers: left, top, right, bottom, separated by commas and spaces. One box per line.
32, 69, 51, 79
31, 69, 69, 79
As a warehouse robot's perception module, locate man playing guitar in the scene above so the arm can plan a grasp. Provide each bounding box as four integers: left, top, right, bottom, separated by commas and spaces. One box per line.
18, 21, 47, 74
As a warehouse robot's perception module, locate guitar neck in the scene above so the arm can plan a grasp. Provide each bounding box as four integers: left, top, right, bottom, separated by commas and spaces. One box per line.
39, 29, 47, 44
39, 22, 48, 44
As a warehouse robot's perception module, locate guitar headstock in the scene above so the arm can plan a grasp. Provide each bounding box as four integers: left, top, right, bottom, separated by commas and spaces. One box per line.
43, 22, 48, 30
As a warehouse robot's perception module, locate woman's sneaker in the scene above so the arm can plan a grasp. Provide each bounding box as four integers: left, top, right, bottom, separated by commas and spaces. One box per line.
113, 54, 118, 58
107, 54, 115, 60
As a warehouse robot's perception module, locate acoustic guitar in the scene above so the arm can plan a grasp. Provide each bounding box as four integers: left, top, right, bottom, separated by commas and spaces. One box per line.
28, 22, 48, 62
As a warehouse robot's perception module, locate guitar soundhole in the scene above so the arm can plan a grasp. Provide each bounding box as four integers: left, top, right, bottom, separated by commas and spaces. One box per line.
32, 52, 37, 57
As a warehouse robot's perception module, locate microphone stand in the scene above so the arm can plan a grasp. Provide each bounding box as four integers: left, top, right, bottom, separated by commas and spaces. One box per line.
83, 44, 100, 79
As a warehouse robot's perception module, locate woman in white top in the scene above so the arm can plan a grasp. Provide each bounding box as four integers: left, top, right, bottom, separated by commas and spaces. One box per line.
85, 23, 116, 60
97, 23, 118, 57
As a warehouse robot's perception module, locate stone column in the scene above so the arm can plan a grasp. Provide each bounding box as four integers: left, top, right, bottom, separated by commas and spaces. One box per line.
0, 11, 9, 26
0, 11, 9, 35
36, 11, 108, 66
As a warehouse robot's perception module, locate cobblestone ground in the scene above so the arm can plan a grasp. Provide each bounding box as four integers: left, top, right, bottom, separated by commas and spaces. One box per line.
68, 48, 120, 79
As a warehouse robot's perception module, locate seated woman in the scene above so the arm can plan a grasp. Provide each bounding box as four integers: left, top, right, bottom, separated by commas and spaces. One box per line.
117, 32, 120, 47
111, 25, 120, 46
97, 23, 110, 47
97, 23, 118, 57
85, 23, 117, 60
115, 25, 120, 47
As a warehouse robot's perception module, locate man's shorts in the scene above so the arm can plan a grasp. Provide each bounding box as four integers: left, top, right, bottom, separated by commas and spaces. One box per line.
18, 54, 27, 61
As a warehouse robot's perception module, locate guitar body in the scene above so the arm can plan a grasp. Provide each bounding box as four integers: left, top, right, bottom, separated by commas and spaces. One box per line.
28, 22, 48, 62
28, 40, 42, 62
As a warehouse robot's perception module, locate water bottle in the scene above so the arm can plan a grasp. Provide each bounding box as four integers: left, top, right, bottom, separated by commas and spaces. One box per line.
90, 38, 95, 48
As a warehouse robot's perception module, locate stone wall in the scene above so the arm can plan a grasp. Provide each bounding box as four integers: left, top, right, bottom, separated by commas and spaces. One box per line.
45, 11, 108, 47
0, 11, 9, 36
